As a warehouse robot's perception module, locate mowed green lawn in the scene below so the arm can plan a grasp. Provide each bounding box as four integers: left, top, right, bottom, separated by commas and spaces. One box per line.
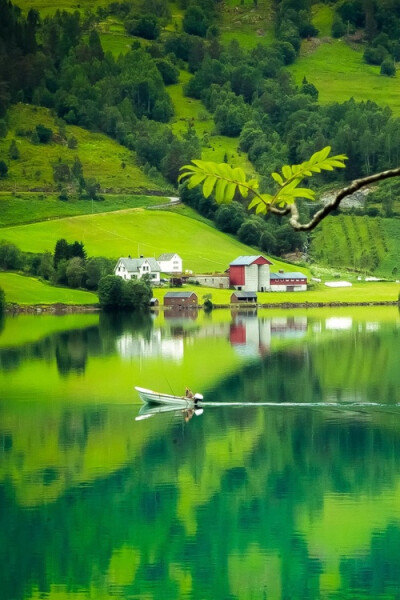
0, 273, 98, 305
0, 192, 170, 227
0, 208, 305, 274
289, 39, 400, 115
152, 282, 399, 305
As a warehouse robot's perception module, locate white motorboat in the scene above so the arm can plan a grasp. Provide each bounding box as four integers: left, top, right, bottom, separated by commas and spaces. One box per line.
135, 386, 203, 408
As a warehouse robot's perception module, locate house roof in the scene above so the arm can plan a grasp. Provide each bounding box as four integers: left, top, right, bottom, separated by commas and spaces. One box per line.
270, 272, 307, 280
232, 291, 257, 298
229, 255, 271, 266
164, 291, 197, 298
158, 253, 178, 261
118, 257, 161, 272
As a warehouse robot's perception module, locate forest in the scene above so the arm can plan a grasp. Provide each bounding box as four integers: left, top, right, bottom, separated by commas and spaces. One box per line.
1, 0, 400, 267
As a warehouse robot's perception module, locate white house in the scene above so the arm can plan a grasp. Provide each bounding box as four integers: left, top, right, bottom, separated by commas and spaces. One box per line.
157, 253, 182, 273
114, 257, 161, 284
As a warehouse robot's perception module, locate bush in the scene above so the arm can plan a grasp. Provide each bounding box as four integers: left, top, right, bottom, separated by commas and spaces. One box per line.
8, 139, 20, 160
0, 160, 8, 178
35, 124, 53, 143
332, 17, 346, 38
66, 257, 86, 288
126, 15, 160, 39
0, 286, 5, 313
381, 58, 396, 77
0, 241, 22, 269
238, 219, 263, 246
98, 275, 124, 309
364, 45, 387, 66
98, 275, 151, 310
155, 59, 179, 84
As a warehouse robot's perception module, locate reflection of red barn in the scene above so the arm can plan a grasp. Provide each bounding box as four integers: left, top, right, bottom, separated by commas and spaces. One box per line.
230, 322, 246, 344
229, 255, 272, 292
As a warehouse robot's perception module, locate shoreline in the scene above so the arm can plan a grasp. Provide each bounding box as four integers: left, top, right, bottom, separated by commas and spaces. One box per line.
4, 300, 399, 314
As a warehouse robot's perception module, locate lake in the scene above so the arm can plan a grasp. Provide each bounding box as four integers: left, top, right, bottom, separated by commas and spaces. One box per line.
1, 306, 400, 600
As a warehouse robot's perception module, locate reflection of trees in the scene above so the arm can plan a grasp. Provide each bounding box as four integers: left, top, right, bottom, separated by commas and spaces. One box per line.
2, 406, 400, 599
213, 325, 400, 405
99, 311, 154, 342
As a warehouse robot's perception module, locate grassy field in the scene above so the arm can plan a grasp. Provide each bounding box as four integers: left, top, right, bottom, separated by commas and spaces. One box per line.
289, 38, 400, 115
311, 2, 334, 37
0, 207, 304, 274
0, 272, 98, 305
220, 0, 275, 49
152, 281, 399, 305
0, 192, 170, 227
310, 215, 400, 278
13, 0, 108, 16
169, 71, 254, 170
1, 104, 165, 194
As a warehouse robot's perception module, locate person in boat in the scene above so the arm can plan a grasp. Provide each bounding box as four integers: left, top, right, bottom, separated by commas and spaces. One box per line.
184, 408, 195, 422
185, 387, 194, 399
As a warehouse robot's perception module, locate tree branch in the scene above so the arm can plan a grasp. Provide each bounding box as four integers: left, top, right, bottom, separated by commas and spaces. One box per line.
287, 166, 400, 231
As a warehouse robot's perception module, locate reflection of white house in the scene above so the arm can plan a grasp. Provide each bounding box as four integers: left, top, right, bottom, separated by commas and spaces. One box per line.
116, 330, 184, 361
157, 253, 182, 273
114, 257, 161, 284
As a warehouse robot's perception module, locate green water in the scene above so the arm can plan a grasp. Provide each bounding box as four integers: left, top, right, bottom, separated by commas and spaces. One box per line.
1, 307, 400, 599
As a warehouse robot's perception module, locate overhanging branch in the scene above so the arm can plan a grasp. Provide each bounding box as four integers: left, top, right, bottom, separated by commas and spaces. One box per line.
286, 166, 400, 231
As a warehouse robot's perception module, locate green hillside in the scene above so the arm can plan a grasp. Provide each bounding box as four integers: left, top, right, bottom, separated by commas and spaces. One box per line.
0, 272, 98, 305
310, 215, 400, 278
288, 4, 400, 115
0, 192, 169, 227
289, 39, 400, 115
0, 207, 302, 275
0, 105, 165, 194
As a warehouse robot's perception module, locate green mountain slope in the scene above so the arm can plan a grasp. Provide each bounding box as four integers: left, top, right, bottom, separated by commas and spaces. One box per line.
1, 105, 165, 194
289, 4, 400, 115
310, 215, 400, 278
0, 207, 302, 274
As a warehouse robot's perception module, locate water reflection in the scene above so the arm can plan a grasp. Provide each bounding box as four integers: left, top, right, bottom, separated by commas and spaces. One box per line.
2, 401, 400, 599
1, 308, 400, 600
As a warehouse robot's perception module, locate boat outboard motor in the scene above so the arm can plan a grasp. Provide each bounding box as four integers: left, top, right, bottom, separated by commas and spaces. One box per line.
194, 393, 203, 401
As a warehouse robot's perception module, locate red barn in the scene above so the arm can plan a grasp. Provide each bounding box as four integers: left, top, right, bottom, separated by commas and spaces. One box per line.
229, 255, 272, 292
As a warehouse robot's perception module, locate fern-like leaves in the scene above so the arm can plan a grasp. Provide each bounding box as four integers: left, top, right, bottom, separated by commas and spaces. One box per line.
179, 147, 348, 213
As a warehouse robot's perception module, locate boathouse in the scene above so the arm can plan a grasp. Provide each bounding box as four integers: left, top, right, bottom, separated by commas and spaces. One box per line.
164, 291, 198, 308
230, 291, 258, 304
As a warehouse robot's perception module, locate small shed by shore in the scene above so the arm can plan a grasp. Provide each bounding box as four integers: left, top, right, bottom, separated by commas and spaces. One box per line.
231, 291, 257, 304
164, 291, 198, 308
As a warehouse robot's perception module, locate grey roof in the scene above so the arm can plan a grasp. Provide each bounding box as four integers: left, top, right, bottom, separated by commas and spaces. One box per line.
118, 257, 161, 272
230, 255, 270, 266
164, 291, 197, 298
158, 253, 178, 261
270, 272, 307, 280
232, 291, 257, 298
